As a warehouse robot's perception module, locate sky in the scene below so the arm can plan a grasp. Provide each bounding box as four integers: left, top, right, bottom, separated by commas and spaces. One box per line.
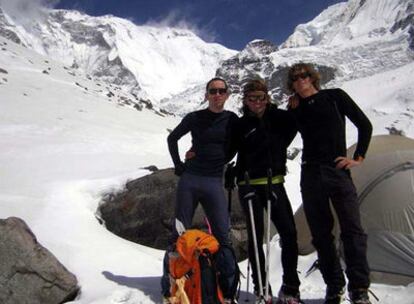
52, 0, 345, 50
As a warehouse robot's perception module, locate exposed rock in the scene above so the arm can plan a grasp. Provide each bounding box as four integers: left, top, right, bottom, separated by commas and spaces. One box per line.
93, 55, 138, 89
141, 165, 159, 172
98, 168, 248, 260
133, 103, 143, 111
216, 39, 337, 104
386, 126, 405, 136
159, 108, 173, 116
0, 217, 80, 304
218, 54, 337, 104
140, 98, 153, 109
287, 147, 301, 160
106, 91, 115, 98
0, 9, 22, 45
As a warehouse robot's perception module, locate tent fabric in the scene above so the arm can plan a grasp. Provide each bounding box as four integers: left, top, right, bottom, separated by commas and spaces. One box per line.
368, 231, 414, 277
294, 135, 414, 285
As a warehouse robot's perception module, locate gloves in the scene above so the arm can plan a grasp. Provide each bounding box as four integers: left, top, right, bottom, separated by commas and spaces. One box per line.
174, 162, 186, 176
224, 161, 236, 190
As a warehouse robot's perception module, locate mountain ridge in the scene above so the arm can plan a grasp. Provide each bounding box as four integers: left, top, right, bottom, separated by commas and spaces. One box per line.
0, 7, 236, 111
0, 0, 413, 119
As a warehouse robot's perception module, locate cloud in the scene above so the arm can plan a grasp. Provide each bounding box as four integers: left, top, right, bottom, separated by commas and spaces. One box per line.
144, 9, 218, 44
0, 0, 60, 26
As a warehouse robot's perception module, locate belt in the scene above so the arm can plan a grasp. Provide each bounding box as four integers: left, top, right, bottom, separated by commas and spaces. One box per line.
238, 175, 285, 185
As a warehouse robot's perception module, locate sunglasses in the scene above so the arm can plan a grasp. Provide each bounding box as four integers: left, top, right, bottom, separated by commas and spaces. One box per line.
291, 72, 311, 82
246, 94, 267, 102
208, 88, 227, 95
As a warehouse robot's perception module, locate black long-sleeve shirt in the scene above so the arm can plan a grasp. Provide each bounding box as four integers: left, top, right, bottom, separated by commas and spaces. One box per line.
289, 88, 372, 165
231, 104, 297, 182
167, 109, 238, 177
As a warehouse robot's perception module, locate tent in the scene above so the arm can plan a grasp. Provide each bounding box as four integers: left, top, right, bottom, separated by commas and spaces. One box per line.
294, 135, 414, 285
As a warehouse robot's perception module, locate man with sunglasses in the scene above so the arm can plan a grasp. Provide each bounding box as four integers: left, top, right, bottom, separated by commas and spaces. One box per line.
161, 77, 239, 304
287, 63, 373, 304
231, 79, 301, 304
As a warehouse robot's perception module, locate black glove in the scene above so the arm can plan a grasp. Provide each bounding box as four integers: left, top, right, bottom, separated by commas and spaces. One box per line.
174, 162, 185, 176
224, 161, 236, 190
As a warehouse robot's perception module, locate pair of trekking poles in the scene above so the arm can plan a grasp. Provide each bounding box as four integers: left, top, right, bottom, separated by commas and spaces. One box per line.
243, 169, 273, 304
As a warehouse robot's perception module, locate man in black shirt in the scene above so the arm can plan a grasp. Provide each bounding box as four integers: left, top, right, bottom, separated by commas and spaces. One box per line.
161, 78, 238, 304
287, 63, 373, 304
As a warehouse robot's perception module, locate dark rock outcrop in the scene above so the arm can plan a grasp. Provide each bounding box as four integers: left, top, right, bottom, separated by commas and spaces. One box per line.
0, 217, 80, 304
0, 9, 22, 45
98, 168, 248, 260
218, 50, 337, 104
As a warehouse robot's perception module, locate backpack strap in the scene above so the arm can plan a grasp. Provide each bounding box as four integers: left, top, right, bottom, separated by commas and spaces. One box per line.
215, 245, 241, 300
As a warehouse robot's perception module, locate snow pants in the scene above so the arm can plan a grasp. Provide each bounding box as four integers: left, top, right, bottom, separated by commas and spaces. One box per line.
300, 164, 370, 292
238, 183, 300, 294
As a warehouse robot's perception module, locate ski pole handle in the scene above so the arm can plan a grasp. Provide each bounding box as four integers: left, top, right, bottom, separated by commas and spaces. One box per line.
267, 168, 272, 186
265, 168, 272, 201
244, 171, 251, 187
267, 168, 273, 191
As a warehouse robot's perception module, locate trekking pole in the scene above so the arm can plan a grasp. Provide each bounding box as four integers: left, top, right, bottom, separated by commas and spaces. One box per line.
245, 260, 250, 302
264, 168, 272, 303
225, 161, 236, 224
228, 187, 232, 213
227, 186, 233, 229
244, 172, 264, 303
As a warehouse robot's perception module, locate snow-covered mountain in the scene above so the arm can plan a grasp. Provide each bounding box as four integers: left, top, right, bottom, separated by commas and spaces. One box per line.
0, 0, 412, 119
0, 6, 236, 111
282, 0, 413, 48
220, 0, 412, 91
215, 0, 414, 136
157, 0, 414, 116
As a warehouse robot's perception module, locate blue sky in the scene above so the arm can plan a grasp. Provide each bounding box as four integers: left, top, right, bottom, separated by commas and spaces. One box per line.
54, 0, 344, 50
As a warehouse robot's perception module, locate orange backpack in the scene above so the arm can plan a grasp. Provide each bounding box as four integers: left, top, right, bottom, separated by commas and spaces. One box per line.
168, 229, 224, 304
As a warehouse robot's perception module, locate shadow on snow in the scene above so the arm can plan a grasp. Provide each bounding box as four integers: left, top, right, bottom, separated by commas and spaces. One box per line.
102, 271, 324, 304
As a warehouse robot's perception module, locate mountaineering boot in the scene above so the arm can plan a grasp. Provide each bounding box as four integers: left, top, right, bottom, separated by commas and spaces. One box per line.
255, 297, 272, 304
324, 287, 345, 304
254, 291, 271, 304
255, 285, 273, 304
349, 289, 372, 304
276, 286, 302, 304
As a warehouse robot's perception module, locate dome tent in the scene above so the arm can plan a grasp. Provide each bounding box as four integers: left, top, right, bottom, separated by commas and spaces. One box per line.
294, 135, 414, 285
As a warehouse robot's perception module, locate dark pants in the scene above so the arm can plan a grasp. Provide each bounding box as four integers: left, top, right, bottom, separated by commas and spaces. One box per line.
161, 172, 234, 297
239, 183, 300, 293
300, 165, 370, 292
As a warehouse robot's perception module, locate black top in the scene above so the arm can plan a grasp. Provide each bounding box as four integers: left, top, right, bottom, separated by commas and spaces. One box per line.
289, 88, 372, 165
167, 109, 238, 177
231, 104, 297, 182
